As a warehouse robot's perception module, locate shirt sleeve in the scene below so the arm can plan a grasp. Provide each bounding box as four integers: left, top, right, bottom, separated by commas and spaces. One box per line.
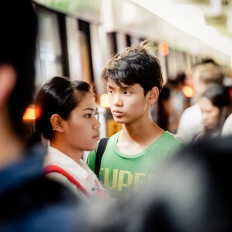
221, 114, 232, 136
166, 134, 183, 157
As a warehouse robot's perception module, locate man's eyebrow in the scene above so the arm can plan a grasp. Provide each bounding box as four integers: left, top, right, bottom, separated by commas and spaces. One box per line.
106, 84, 115, 89
107, 83, 133, 90
121, 85, 134, 90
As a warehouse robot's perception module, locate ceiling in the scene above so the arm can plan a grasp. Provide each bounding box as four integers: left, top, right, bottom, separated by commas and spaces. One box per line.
169, 0, 232, 37
131, 0, 232, 66
34, 0, 232, 66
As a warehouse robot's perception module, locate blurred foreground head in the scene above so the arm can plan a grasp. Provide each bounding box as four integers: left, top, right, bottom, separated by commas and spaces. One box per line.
138, 136, 232, 232
83, 136, 232, 232
0, 0, 37, 140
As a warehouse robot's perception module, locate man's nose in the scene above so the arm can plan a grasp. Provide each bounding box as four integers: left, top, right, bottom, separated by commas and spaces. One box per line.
113, 94, 123, 106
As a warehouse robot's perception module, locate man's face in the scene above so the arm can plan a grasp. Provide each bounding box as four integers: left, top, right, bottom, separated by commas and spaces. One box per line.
106, 78, 150, 124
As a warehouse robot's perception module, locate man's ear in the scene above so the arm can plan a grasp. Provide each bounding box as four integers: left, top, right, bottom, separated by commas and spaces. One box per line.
0, 64, 17, 105
147, 86, 159, 105
50, 114, 64, 133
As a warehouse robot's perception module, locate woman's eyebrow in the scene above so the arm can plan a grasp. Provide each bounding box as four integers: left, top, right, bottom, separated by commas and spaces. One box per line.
82, 108, 95, 112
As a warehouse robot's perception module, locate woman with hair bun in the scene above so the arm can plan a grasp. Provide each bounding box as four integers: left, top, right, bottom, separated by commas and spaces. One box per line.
29, 76, 107, 199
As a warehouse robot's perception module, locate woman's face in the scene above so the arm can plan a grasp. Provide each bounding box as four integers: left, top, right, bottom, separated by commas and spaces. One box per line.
61, 92, 100, 153
199, 96, 220, 130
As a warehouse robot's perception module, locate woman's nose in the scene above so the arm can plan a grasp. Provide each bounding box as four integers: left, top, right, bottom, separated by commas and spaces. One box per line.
93, 117, 101, 129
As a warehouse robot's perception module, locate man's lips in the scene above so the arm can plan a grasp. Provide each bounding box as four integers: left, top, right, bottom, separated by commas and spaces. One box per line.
112, 110, 123, 117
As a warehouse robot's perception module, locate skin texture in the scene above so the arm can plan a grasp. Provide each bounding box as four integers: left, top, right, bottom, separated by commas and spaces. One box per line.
50, 92, 100, 163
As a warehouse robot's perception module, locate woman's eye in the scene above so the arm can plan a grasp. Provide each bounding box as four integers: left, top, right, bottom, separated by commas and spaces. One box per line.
85, 112, 99, 119
108, 90, 113, 94
85, 114, 92, 118
124, 91, 131, 95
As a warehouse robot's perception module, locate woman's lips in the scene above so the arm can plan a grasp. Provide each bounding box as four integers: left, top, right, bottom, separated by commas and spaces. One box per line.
93, 135, 100, 140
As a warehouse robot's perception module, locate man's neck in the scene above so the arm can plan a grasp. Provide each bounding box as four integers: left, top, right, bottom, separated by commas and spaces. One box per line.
120, 120, 163, 144
117, 123, 164, 155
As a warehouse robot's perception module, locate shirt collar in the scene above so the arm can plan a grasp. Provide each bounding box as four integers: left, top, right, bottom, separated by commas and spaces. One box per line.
46, 146, 89, 180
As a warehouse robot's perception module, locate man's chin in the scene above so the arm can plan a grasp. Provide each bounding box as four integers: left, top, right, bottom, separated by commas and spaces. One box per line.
113, 117, 124, 124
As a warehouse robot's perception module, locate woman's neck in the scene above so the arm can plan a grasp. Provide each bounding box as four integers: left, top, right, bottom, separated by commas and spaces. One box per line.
50, 140, 83, 164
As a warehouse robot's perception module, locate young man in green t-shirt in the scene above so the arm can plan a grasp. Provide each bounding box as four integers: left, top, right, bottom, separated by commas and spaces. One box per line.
88, 40, 182, 198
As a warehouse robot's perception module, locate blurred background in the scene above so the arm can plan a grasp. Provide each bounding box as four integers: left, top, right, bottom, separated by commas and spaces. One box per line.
24, 0, 232, 138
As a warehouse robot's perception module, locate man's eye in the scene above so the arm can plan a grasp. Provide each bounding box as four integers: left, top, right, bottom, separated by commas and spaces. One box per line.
124, 91, 131, 95
108, 90, 113, 94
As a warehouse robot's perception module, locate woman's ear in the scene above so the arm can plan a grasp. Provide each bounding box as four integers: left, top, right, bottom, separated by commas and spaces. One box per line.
50, 114, 64, 133
147, 86, 159, 105
0, 64, 16, 106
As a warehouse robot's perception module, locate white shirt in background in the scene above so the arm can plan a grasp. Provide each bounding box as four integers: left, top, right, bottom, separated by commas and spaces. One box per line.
221, 113, 232, 136
176, 104, 203, 144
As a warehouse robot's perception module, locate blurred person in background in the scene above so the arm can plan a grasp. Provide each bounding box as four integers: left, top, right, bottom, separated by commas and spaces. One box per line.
167, 72, 187, 118
221, 86, 232, 136
0, 1, 82, 231
87, 40, 182, 199
193, 84, 231, 142
156, 85, 179, 133
176, 59, 224, 143
28, 76, 107, 200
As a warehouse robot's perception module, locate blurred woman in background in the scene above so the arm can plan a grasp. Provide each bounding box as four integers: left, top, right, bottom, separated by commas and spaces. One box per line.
156, 85, 179, 133
193, 83, 231, 142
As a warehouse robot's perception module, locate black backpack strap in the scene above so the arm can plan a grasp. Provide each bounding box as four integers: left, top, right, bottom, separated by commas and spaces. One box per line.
95, 138, 109, 177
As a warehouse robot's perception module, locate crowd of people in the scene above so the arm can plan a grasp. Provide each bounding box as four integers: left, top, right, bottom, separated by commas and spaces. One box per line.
1, 0, 232, 231
176, 59, 227, 143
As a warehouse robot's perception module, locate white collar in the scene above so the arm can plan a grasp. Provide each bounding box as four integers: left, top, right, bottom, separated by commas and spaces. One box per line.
45, 146, 89, 180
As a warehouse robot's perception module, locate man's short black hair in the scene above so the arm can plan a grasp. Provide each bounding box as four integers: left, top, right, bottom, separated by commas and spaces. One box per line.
101, 40, 164, 95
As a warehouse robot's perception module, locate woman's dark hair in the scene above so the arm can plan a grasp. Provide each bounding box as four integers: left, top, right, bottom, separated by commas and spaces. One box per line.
202, 84, 230, 108
27, 76, 93, 147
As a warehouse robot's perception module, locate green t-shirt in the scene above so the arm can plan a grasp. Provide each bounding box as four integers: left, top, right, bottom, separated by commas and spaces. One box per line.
88, 131, 182, 198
